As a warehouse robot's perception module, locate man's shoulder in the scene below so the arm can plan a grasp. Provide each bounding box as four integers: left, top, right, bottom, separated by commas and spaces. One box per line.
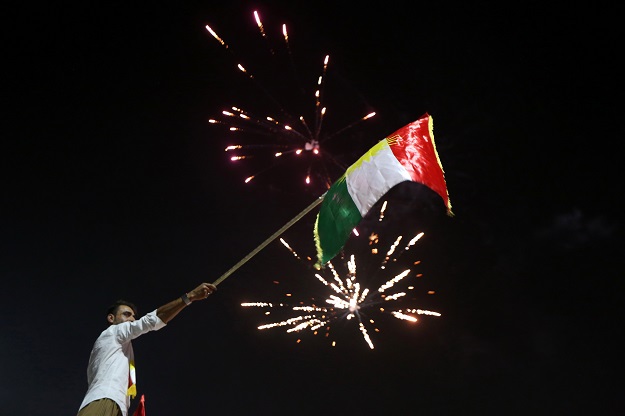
94, 325, 119, 342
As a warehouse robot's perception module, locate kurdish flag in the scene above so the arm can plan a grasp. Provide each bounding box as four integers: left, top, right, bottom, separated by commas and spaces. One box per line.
314, 113, 452, 267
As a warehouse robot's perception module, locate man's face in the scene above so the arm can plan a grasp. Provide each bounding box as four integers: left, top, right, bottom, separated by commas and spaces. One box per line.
108, 305, 136, 325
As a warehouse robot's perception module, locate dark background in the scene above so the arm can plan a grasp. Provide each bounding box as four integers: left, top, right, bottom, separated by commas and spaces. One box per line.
3, 2, 623, 415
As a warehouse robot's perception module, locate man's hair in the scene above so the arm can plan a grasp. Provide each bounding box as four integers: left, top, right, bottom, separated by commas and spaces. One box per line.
107, 299, 138, 320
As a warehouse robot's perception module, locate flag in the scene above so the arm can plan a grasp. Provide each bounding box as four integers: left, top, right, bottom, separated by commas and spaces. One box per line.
127, 360, 136, 399
132, 394, 146, 416
314, 113, 452, 267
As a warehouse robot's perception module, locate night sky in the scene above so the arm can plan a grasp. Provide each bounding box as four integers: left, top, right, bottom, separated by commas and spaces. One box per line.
3, 2, 623, 415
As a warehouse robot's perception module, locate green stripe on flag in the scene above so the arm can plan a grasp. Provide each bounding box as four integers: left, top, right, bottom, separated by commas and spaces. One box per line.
314, 175, 362, 266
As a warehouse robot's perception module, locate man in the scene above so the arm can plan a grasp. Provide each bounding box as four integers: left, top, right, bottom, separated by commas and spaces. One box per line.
77, 282, 217, 416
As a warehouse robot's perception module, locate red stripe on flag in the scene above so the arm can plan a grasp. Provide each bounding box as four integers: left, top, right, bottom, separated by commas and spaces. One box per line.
387, 113, 452, 215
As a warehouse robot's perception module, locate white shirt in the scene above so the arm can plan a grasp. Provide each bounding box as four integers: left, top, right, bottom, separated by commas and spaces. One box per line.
78, 310, 166, 416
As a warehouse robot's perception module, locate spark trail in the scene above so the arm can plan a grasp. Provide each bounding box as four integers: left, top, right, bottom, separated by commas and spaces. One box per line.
205, 10, 376, 192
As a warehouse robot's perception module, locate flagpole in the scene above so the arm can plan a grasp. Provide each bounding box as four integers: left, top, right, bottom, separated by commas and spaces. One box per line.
212, 193, 326, 286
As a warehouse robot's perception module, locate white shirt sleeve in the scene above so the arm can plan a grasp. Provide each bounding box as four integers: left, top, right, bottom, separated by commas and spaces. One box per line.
112, 310, 166, 343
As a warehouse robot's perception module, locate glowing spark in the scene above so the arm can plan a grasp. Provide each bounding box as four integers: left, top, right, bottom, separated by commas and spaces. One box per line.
405, 232, 424, 250
378, 269, 411, 292
384, 293, 407, 301
379, 201, 387, 221
369, 232, 379, 244
253, 11, 265, 35
205, 25, 227, 47
347, 254, 357, 275
242, 302, 273, 307
391, 311, 418, 322
380, 236, 402, 269
279, 238, 300, 259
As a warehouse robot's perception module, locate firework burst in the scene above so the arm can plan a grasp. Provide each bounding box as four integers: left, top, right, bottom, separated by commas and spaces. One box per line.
205, 10, 376, 193
241, 200, 441, 349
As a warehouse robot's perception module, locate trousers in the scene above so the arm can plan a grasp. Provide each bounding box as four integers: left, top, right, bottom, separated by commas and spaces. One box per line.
77, 398, 123, 416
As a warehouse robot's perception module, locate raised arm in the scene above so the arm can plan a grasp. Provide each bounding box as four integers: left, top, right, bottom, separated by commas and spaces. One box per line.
156, 283, 217, 324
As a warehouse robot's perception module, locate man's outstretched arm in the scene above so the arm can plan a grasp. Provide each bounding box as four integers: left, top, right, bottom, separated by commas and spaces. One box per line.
156, 283, 217, 324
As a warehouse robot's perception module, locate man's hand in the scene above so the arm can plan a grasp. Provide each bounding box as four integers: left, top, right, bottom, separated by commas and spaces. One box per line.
187, 283, 217, 302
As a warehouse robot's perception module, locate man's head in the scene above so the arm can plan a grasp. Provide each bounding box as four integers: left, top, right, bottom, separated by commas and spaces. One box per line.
106, 300, 138, 325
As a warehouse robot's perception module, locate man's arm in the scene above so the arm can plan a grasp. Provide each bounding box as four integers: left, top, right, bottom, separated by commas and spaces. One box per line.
156, 282, 217, 324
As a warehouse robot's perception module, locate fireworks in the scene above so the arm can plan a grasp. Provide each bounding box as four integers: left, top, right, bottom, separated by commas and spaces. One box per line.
241, 200, 441, 349
205, 10, 376, 192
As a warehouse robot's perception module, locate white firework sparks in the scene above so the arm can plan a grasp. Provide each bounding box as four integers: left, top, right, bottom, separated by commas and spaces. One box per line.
242, 202, 440, 349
